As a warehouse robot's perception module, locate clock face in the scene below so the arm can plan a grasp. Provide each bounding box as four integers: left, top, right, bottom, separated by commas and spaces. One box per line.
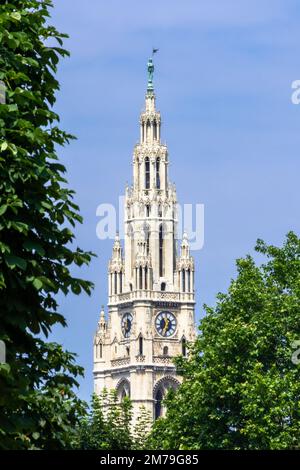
155, 311, 177, 337
121, 312, 132, 338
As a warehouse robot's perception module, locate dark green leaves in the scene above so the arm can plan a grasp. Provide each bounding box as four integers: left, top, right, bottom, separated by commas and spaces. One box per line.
0, 0, 95, 449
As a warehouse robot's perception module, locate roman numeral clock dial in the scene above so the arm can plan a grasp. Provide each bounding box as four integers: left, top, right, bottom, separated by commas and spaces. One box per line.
155, 311, 177, 337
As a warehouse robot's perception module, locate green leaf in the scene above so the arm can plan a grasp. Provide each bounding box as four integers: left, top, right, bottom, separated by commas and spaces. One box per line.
11, 12, 21, 21
0, 205, 7, 216
32, 278, 43, 290
4, 254, 27, 270
23, 240, 45, 256
0, 142, 8, 151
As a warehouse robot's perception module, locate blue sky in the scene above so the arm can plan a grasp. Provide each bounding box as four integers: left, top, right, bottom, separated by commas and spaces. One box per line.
50, 0, 300, 402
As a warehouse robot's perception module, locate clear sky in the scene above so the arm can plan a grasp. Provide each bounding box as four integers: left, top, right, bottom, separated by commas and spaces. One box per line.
50, 0, 300, 402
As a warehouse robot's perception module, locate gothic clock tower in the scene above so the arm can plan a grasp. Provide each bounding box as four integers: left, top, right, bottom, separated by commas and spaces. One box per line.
93, 58, 196, 421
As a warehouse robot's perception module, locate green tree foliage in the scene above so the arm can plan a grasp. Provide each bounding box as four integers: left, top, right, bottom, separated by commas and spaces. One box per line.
74, 391, 133, 450
74, 392, 153, 450
132, 405, 152, 450
0, 0, 93, 449
148, 232, 300, 450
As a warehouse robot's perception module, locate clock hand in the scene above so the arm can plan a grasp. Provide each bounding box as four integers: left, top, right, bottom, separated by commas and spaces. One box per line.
162, 318, 170, 335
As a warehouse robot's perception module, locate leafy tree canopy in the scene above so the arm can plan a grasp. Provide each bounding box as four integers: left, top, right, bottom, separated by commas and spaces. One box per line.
0, 0, 94, 449
148, 232, 300, 450
74, 391, 152, 450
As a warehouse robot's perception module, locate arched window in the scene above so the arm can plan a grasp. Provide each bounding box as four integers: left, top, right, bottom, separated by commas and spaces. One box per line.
182, 338, 187, 357
129, 282, 133, 292
182, 270, 185, 292
163, 346, 168, 356
139, 336, 143, 356
144, 223, 150, 255
153, 377, 180, 420
187, 269, 191, 292
146, 204, 150, 217
159, 225, 164, 277
145, 157, 150, 189
155, 389, 163, 420
156, 157, 160, 189
153, 120, 157, 140
114, 272, 117, 294
99, 343, 103, 358
139, 266, 143, 289
158, 204, 163, 217
119, 272, 122, 293
146, 120, 150, 140
117, 379, 130, 401
145, 266, 148, 290
126, 346, 130, 356
161, 282, 166, 291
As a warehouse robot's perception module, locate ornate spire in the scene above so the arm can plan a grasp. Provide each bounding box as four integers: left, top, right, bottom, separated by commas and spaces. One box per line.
180, 231, 190, 259
112, 232, 122, 260
97, 306, 106, 333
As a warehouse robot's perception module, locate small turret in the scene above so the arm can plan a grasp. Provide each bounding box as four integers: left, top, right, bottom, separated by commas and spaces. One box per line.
177, 231, 194, 293
98, 305, 106, 333
108, 233, 124, 297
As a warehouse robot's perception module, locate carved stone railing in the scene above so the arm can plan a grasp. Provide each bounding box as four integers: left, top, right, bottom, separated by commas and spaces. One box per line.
110, 357, 130, 367
135, 354, 145, 363
109, 290, 194, 305
153, 356, 173, 365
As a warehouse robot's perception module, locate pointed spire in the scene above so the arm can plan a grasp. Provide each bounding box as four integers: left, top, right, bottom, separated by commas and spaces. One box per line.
112, 232, 122, 260
181, 231, 190, 258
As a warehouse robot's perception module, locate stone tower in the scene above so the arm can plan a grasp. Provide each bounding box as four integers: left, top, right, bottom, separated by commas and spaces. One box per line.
93, 58, 196, 421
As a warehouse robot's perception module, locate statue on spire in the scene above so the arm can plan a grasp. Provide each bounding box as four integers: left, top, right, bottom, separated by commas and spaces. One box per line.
147, 57, 154, 92
147, 48, 158, 93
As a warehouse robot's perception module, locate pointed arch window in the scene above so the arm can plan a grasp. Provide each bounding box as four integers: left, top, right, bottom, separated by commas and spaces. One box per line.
156, 157, 160, 189
182, 270, 185, 292
145, 266, 148, 290
139, 266, 143, 290
153, 120, 157, 140
146, 204, 150, 217
139, 336, 143, 356
159, 225, 164, 277
143, 223, 150, 255
142, 122, 145, 142
187, 268, 191, 292
146, 120, 151, 140
114, 272, 117, 294
155, 389, 163, 420
163, 346, 168, 356
145, 157, 150, 189
119, 272, 122, 293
